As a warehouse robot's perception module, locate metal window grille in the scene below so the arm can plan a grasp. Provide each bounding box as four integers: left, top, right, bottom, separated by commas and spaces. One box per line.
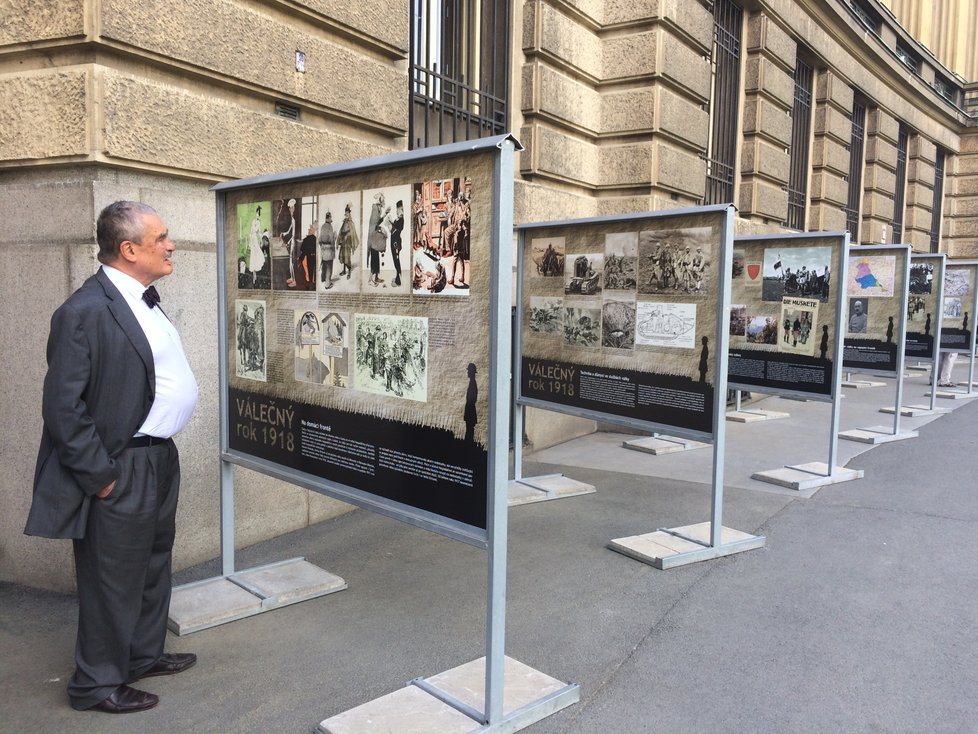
844, 101, 867, 237
787, 58, 814, 230
891, 126, 908, 242
930, 148, 946, 253
703, 0, 743, 206
409, 0, 509, 149
895, 43, 919, 74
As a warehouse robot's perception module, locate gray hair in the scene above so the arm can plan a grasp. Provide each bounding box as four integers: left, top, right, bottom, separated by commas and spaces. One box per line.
96, 201, 157, 263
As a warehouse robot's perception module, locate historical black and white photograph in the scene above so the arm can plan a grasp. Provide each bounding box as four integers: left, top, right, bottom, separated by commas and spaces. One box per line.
846, 297, 869, 334
295, 310, 329, 384
235, 299, 266, 381
746, 314, 779, 345
637, 227, 712, 297
236, 201, 272, 290
908, 295, 930, 325
412, 177, 472, 295
270, 196, 303, 290
730, 304, 747, 337
321, 310, 351, 388
732, 249, 745, 280
317, 191, 362, 294
564, 253, 604, 296
354, 313, 428, 401
601, 299, 636, 350
529, 236, 565, 277
780, 297, 820, 355
528, 296, 563, 334
603, 232, 638, 291
361, 185, 412, 293
944, 267, 973, 298
762, 246, 832, 302
563, 305, 602, 347
944, 296, 963, 319
635, 302, 697, 349
909, 261, 934, 294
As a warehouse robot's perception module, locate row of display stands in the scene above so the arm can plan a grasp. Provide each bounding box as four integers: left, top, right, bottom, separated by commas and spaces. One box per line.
166, 137, 978, 733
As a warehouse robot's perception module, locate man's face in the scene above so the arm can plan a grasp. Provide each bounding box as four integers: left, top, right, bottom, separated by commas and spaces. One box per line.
854, 302, 864, 315
127, 212, 175, 285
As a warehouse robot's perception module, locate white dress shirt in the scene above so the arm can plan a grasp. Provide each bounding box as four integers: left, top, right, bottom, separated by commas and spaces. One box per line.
102, 265, 199, 438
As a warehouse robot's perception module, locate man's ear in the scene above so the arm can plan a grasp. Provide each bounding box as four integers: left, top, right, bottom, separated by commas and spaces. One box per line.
118, 240, 138, 263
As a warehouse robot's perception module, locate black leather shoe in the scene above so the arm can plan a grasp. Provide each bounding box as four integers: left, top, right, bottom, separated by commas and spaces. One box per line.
139, 652, 197, 679
91, 685, 159, 714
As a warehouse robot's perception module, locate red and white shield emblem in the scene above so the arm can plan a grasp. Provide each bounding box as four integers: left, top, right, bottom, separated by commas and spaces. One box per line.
746, 263, 761, 281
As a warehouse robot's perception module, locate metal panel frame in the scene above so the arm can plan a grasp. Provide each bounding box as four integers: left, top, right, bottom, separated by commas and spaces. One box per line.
514, 204, 737, 552
938, 259, 978, 396
514, 204, 733, 443
845, 244, 912, 435
728, 231, 850, 403
213, 134, 520, 550
843, 244, 912, 378
215, 137, 556, 730
730, 230, 849, 474
912, 253, 947, 411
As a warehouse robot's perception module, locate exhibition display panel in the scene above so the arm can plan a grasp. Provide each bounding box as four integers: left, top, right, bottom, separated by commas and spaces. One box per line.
515, 206, 765, 569
188, 137, 578, 733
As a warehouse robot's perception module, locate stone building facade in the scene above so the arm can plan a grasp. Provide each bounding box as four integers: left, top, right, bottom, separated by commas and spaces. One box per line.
2, 0, 976, 590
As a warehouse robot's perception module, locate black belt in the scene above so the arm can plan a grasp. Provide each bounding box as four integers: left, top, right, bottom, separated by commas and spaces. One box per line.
126, 435, 170, 449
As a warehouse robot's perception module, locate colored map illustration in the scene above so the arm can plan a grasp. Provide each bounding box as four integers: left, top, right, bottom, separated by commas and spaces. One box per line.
846, 255, 896, 298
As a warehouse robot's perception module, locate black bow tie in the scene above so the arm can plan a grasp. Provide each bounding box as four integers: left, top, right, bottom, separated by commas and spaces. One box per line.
142, 286, 161, 309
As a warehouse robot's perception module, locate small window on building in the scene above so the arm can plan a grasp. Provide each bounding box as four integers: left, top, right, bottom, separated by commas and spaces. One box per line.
933, 74, 956, 103
848, 0, 881, 34
703, 0, 744, 206
930, 148, 946, 253
892, 126, 908, 243
787, 57, 814, 231
845, 100, 867, 237
895, 42, 920, 73
410, 0, 510, 149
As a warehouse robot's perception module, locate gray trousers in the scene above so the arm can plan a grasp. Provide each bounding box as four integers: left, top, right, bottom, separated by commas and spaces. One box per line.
68, 440, 180, 709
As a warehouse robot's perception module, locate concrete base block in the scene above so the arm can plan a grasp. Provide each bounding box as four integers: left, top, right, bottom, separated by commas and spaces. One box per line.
317, 656, 579, 734
622, 435, 709, 455
841, 379, 886, 388
609, 521, 765, 570
839, 426, 919, 444
508, 474, 596, 506
905, 364, 930, 371
925, 389, 978, 399
879, 404, 950, 416
752, 462, 864, 491
168, 558, 346, 635
726, 408, 790, 423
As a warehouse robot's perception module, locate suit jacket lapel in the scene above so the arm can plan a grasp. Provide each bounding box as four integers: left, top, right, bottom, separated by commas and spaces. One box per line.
95, 269, 156, 393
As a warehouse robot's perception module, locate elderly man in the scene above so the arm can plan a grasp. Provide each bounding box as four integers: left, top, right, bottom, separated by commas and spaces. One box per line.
25, 201, 199, 714
848, 299, 868, 333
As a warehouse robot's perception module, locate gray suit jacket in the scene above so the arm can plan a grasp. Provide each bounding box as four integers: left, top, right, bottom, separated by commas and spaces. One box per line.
25, 268, 156, 539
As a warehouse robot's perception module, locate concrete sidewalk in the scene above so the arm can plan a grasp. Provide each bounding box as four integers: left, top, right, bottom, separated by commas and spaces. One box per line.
2, 365, 977, 733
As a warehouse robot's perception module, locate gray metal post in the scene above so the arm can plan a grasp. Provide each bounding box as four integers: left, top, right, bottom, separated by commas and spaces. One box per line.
891, 247, 911, 435
215, 192, 236, 577
485, 139, 516, 725
709, 207, 735, 548
827, 234, 850, 475
968, 280, 978, 395
735, 389, 742, 412
512, 231, 526, 483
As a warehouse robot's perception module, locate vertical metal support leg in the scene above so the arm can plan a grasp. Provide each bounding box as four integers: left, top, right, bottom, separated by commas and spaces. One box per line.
485, 139, 516, 726
735, 389, 742, 412
512, 404, 524, 482
220, 459, 235, 577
